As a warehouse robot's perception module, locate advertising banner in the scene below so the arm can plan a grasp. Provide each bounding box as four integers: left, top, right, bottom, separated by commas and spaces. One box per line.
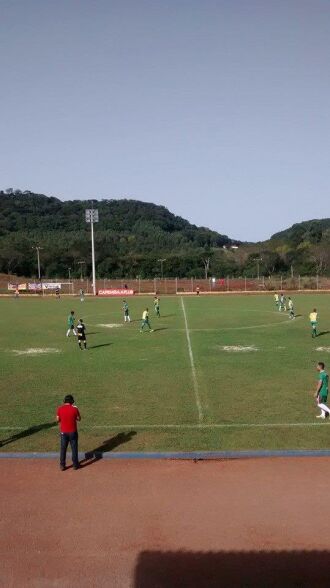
8, 283, 27, 291
98, 289, 134, 297
28, 283, 62, 291
42, 282, 61, 290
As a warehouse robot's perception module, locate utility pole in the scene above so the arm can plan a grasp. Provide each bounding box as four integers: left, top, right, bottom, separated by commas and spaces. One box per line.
68, 267, 72, 295
254, 257, 262, 280
32, 246, 43, 280
78, 261, 86, 282
158, 258, 166, 279
85, 208, 99, 295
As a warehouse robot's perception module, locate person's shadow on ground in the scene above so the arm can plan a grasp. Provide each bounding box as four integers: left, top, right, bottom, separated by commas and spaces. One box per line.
0, 422, 56, 448
82, 431, 137, 467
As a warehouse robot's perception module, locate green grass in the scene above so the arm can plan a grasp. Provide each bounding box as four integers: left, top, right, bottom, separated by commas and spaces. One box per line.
1, 293, 330, 452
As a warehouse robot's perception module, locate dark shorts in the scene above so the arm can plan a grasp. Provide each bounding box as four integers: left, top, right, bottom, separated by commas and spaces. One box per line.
78, 335, 86, 341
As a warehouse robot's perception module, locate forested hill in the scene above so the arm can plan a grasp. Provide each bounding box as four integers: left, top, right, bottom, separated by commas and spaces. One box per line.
271, 219, 330, 245
0, 190, 233, 278
2, 190, 330, 278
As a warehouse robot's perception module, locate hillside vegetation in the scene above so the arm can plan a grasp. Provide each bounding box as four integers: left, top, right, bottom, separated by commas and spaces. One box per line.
0, 189, 329, 278
0, 190, 232, 278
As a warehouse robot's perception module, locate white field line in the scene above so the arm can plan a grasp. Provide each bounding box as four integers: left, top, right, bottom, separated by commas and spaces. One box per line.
90, 318, 299, 333
180, 297, 203, 423
1, 422, 330, 431
91, 422, 330, 429
191, 317, 301, 331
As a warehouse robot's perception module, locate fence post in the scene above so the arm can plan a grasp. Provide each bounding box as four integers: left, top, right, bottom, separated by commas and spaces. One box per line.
298, 275, 301, 290
245, 277, 247, 292
138, 277, 141, 294
165, 278, 167, 294
227, 276, 229, 291
154, 278, 157, 294
175, 277, 178, 294
316, 275, 319, 290
191, 277, 194, 293
280, 276, 283, 290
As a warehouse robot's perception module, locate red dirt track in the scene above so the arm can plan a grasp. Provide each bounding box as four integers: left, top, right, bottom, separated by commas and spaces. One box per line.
1, 457, 330, 587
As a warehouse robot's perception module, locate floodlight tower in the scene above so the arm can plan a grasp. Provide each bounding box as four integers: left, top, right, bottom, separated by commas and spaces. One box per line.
85, 207, 99, 295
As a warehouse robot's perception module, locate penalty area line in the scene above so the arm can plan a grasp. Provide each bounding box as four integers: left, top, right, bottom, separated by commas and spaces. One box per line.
181, 296, 203, 423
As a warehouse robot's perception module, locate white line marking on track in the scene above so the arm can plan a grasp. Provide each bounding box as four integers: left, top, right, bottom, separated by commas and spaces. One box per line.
181, 297, 203, 422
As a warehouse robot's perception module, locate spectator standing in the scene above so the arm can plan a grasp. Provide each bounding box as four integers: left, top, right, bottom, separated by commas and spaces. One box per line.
56, 395, 81, 470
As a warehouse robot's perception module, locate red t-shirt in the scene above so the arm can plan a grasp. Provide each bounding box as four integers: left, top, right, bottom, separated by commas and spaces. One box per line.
57, 404, 80, 433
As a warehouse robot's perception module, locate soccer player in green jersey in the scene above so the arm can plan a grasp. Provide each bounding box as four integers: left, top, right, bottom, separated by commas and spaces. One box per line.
123, 300, 131, 323
309, 309, 318, 338
140, 308, 153, 333
66, 310, 77, 337
154, 296, 160, 317
315, 362, 330, 419
288, 297, 295, 319
279, 293, 286, 312
274, 293, 279, 308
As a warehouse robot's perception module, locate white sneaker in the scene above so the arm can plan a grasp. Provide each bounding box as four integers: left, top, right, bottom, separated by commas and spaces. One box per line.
316, 414, 325, 419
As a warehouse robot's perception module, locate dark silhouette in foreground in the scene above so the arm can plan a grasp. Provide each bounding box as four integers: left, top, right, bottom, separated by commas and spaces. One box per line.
0, 422, 56, 448
134, 549, 330, 588
82, 431, 137, 466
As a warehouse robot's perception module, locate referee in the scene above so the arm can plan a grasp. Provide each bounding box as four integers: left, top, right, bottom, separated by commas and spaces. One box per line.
77, 318, 87, 350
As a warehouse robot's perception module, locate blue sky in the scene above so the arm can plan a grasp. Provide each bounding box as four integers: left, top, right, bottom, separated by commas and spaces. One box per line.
1, 0, 329, 240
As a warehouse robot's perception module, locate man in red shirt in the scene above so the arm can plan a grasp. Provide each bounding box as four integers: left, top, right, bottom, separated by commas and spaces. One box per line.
56, 395, 81, 471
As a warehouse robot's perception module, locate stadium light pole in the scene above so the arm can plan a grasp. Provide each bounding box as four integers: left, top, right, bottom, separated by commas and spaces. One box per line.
32, 246, 43, 280
85, 208, 99, 295
158, 258, 166, 279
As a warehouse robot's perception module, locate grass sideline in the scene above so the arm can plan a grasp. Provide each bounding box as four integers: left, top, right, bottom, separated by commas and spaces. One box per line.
0, 293, 330, 453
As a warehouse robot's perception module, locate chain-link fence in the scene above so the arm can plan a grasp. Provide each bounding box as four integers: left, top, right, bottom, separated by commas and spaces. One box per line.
1, 275, 330, 295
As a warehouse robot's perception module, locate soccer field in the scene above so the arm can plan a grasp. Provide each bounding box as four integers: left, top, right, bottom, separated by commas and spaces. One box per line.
1, 293, 330, 453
